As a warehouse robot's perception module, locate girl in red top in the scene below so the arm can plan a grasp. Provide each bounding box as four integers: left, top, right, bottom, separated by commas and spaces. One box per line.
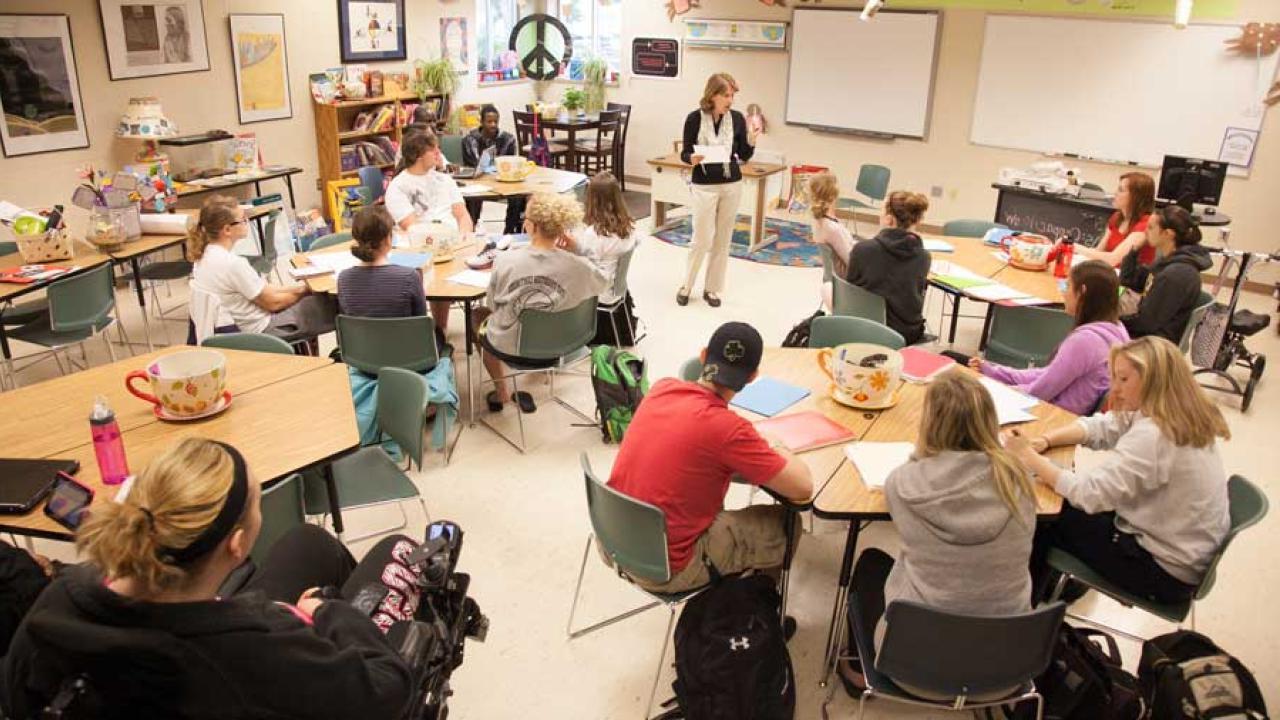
1078, 171, 1157, 267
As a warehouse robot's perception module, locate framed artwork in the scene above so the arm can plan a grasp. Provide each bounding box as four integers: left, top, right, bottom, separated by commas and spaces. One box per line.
0, 14, 90, 158
229, 14, 293, 124
98, 0, 210, 80
338, 0, 407, 63
440, 17, 469, 73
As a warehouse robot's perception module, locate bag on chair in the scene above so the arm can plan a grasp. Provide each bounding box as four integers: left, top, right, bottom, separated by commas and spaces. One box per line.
1036, 624, 1143, 720
782, 310, 824, 348
589, 345, 648, 443
528, 114, 553, 168
1138, 630, 1267, 720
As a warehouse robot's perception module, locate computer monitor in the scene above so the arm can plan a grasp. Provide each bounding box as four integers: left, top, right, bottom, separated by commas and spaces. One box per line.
1158, 155, 1226, 209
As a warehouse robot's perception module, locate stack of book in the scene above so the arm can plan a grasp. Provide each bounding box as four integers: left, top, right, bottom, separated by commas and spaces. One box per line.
339, 137, 397, 172
350, 104, 396, 133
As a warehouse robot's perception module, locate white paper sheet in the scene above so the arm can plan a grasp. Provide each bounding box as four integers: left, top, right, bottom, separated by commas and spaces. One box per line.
978, 376, 1040, 425
843, 441, 915, 489
306, 253, 361, 278
923, 239, 954, 253
965, 283, 1031, 302
693, 144, 731, 164
458, 184, 492, 195
448, 269, 491, 288
930, 261, 989, 282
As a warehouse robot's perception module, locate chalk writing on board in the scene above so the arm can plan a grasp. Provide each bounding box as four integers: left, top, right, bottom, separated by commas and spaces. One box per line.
998, 211, 1109, 247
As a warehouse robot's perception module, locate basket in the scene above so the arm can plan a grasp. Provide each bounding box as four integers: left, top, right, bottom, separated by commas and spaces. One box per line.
16, 227, 74, 263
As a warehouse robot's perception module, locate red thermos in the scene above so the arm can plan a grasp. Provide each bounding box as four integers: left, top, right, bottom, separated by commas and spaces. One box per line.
1053, 237, 1074, 279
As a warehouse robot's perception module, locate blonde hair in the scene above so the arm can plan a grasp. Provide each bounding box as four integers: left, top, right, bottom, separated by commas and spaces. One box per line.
584, 172, 634, 240
76, 438, 242, 595
884, 190, 929, 229
917, 372, 1035, 523
1112, 336, 1229, 448
808, 172, 840, 221
187, 195, 237, 261
699, 73, 739, 112
525, 192, 584, 240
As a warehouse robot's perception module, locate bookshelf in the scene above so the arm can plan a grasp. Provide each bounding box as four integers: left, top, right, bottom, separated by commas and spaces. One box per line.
312, 91, 446, 219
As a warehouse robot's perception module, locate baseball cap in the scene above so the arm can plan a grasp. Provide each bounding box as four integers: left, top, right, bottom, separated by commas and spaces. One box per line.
700, 322, 763, 392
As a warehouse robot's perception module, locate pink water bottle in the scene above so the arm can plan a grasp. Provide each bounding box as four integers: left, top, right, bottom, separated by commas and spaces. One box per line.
90, 395, 130, 485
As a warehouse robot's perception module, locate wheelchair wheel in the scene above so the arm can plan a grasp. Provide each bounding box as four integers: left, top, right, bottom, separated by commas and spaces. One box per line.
1242, 355, 1265, 412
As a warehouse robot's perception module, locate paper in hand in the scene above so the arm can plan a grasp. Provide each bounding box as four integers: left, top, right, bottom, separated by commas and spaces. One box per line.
693, 144, 731, 165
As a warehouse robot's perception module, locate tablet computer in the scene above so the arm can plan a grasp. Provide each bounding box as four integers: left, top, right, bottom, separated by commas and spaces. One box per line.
0, 458, 80, 514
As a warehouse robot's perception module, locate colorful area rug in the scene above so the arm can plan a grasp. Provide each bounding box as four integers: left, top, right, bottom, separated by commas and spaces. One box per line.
652, 215, 819, 268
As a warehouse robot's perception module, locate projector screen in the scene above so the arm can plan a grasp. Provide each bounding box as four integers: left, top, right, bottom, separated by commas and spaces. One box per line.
785, 8, 941, 139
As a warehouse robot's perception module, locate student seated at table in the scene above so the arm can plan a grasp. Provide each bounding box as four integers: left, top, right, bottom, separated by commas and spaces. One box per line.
461, 104, 525, 234
1077, 172, 1156, 268
607, 322, 813, 599
2, 438, 417, 719
385, 130, 474, 337
190, 195, 335, 342
563, 172, 638, 342
970, 260, 1129, 415
845, 190, 931, 344
1008, 336, 1230, 605
477, 193, 608, 413
841, 371, 1036, 698
807, 172, 855, 311
1118, 205, 1211, 344
396, 122, 451, 174
1, 541, 53, 657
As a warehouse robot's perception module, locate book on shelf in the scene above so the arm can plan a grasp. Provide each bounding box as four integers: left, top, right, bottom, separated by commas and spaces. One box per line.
399, 103, 419, 127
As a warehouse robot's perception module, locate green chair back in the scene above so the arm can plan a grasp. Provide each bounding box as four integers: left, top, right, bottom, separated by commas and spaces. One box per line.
809, 315, 905, 350
831, 275, 887, 325
440, 134, 465, 165
357, 166, 385, 205
48, 263, 116, 333
309, 231, 353, 252
517, 296, 598, 360
984, 305, 1076, 369
942, 219, 1005, 238
0, 241, 17, 256
608, 246, 636, 302
1196, 475, 1268, 599
376, 367, 429, 470
855, 164, 891, 204
337, 315, 438, 375
261, 211, 280, 264
251, 473, 305, 564
679, 357, 703, 382
817, 243, 835, 284
581, 453, 670, 584
1179, 290, 1215, 353
202, 332, 295, 355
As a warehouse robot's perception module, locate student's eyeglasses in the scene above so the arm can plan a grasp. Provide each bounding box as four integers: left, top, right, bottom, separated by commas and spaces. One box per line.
229, 218, 247, 226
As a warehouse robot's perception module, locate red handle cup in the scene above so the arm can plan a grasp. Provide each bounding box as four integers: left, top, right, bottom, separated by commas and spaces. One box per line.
124, 370, 160, 407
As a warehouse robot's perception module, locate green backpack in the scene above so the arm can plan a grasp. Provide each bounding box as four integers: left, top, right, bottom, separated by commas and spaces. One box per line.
590, 345, 649, 443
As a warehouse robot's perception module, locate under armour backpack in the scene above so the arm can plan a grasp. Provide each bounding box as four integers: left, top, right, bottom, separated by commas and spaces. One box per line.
669, 574, 795, 720
589, 346, 648, 443
1138, 631, 1267, 720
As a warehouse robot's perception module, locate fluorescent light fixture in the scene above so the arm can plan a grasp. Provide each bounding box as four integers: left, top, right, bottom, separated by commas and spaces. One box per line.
1174, 0, 1193, 29
860, 0, 884, 22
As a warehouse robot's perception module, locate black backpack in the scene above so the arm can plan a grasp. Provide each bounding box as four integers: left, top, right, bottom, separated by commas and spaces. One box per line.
1138, 631, 1267, 720
665, 574, 795, 720
782, 310, 824, 348
1036, 624, 1143, 720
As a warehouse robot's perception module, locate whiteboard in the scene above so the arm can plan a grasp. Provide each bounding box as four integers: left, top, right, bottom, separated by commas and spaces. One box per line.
785, 9, 940, 139
971, 15, 1279, 171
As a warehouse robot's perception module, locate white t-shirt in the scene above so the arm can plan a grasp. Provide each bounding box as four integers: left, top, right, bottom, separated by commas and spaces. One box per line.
570, 226, 637, 305
384, 168, 464, 226
192, 244, 270, 333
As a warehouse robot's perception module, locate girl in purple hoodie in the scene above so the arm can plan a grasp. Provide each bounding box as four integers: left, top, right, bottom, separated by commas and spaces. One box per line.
972, 260, 1129, 415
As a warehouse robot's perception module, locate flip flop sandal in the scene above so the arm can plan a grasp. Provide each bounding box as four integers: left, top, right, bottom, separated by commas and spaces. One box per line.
486, 391, 504, 413
514, 391, 537, 413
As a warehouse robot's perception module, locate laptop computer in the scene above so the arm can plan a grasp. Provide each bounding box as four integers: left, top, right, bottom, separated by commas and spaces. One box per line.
0, 458, 80, 514
452, 167, 478, 180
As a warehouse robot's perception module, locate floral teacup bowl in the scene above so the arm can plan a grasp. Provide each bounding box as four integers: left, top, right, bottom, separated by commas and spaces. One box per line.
125, 349, 227, 417
816, 342, 903, 409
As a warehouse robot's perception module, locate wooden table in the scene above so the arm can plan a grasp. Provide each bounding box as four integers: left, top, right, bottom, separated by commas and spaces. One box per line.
646, 154, 788, 253
458, 166, 587, 199
0, 246, 112, 361
0, 350, 356, 540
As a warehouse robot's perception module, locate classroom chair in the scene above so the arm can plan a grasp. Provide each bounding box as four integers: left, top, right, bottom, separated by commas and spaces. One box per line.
606, 102, 633, 190
983, 305, 1075, 369
831, 275, 888, 325
250, 473, 307, 564
0, 241, 16, 255
817, 244, 836, 285
478, 296, 598, 453
357, 166, 386, 205
134, 252, 194, 351
2, 264, 124, 390
942, 219, 1005, 238
837, 164, 891, 213
243, 209, 284, 282
842, 595, 1065, 720
678, 357, 703, 382
439, 134, 464, 167
1047, 475, 1267, 640
567, 453, 711, 719
574, 109, 622, 177
304, 366, 432, 544
307, 231, 353, 252
201, 332, 295, 355
1178, 291, 1215, 354
809, 316, 905, 350
598, 246, 644, 345
513, 110, 569, 168
0, 242, 51, 327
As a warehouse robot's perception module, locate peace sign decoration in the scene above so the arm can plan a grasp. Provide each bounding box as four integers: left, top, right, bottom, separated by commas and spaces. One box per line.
509, 14, 572, 81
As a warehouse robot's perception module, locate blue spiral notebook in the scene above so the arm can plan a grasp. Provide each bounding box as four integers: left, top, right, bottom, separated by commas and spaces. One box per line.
730, 377, 810, 417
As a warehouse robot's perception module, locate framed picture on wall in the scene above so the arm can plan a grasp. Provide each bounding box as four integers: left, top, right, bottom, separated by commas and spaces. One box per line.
98, 0, 210, 80
0, 14, 90, 158
229, 14, 293, 124
338, 0, 407, 63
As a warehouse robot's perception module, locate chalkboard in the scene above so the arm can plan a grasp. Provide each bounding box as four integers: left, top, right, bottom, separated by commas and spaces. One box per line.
632, 37, 679, 79
993, 185, 1112, 248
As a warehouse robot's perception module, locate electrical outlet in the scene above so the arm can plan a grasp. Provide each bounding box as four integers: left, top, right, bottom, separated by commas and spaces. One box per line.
930, 185, 943, 198
315, 178, 323, 191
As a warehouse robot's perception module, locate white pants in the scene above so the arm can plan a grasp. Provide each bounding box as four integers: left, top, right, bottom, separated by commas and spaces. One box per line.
683, 181, 742, 295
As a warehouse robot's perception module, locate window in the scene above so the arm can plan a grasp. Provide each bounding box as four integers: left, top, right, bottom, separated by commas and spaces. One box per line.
555, 0, 622, 81
476, 0, 524, 82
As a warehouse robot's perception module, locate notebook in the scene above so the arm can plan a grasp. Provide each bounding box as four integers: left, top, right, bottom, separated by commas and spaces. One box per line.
978, 377, 1039, 425
922, 239, 954, 253
843, 442, 914, 489
0, 458, 79, 514
754, 411, 855, 453
899, 347, 954, 383
730, 377, 810, 417
388, 251, 433, 269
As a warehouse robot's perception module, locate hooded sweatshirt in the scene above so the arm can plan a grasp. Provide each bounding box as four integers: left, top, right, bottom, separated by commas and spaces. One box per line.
846, 228, 931, 345
1120, 244, 1213, 344
882, 451, 1035, 642
980, 321, 1130, 415
2, 564, 412, 720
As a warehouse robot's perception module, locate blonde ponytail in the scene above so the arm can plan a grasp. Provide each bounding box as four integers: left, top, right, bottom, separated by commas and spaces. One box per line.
187, 195, 239, 261
808, 172, 840, 221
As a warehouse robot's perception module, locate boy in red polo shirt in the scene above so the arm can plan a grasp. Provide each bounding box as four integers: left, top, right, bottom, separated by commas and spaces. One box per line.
608, 322, 814, 594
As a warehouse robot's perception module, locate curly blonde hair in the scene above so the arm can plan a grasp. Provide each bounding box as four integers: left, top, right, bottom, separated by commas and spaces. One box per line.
525, 193, 584, 240
808, 172, 840, 221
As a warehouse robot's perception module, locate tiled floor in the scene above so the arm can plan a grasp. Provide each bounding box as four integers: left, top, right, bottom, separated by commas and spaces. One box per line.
10, 211, 1279, 718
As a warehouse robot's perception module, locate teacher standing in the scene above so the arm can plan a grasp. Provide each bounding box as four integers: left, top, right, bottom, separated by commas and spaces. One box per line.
677, 73, 758, 308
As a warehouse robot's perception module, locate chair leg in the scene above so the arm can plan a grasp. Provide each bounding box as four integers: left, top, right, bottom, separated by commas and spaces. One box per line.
417, 497, 432, 527
51, 349, 67, 376
646, 607, 678, 720
565, 533, 594, 637
103, 328, 117, 363
513, 373, 527, 453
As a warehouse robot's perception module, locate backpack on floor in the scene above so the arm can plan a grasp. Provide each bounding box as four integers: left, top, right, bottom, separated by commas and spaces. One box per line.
668, 573, 795, 720
1138, 630, 1267, 720
1036, 624, 1143, 720
782, 310, 824, 348
589, 346, 649, 443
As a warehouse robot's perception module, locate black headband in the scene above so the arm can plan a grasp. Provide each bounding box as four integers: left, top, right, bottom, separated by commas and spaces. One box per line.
159, 441, 249, 565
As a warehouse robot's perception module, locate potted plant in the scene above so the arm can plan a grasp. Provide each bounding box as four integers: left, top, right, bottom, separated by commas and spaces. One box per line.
562, 87, 586, 119
413, 57, 458, 100
582, 57, 609, 114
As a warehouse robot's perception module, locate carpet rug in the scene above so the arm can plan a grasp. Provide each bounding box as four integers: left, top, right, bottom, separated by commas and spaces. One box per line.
652, 214, 819, 268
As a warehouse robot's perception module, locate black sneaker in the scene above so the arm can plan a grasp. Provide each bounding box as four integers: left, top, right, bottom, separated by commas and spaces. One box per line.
782, 615, 797, 642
